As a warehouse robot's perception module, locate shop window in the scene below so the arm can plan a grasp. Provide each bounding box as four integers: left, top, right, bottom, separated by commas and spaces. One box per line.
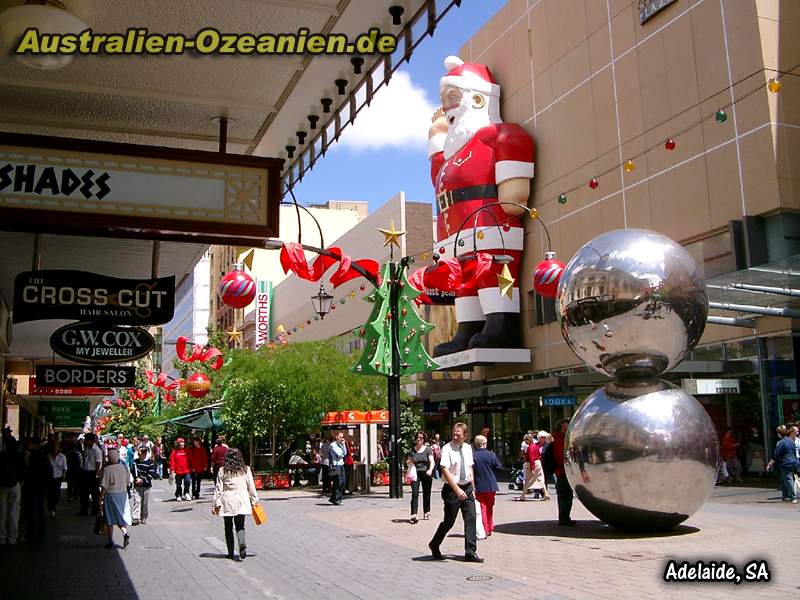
726, 338, 757, 360
691, 343, 724, 361
530, 291, 557, 326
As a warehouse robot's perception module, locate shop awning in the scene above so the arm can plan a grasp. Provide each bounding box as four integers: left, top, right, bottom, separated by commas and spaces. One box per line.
158, 403, 224, 431
706, 254, 800, 320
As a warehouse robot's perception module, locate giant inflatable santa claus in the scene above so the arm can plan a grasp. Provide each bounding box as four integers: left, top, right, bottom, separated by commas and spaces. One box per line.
424, 56, 535, 357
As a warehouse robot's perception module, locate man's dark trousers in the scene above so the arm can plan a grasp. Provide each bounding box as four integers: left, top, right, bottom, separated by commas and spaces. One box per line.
430, 483, 477, 556
329, 465, 345, 504
555, 475, 573, 523
79, 469, 99, 515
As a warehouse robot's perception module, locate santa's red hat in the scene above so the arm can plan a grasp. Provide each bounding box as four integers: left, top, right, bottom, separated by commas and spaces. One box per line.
440, 56, 500, 97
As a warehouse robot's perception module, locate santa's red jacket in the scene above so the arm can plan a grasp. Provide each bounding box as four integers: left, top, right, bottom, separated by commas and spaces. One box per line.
169, 447, 191, 475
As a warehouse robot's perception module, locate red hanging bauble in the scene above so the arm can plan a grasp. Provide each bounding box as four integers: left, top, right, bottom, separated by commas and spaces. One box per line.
665, 138, 676, 151
186, 372, 211, 398
359, 284, 366, 291
533, 251, 566, 299
589, 177, 599, 189
218, 263, 256, 309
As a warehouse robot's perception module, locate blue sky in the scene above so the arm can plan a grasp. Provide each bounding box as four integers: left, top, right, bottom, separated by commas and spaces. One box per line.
291, 0, 508, 210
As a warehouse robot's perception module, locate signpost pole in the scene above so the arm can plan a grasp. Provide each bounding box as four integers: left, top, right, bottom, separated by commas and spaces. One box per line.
387, 260, 403, 500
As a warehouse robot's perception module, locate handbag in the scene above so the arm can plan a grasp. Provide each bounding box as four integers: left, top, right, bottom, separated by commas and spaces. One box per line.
252, 503, 267, 526
405, 463, 417, 484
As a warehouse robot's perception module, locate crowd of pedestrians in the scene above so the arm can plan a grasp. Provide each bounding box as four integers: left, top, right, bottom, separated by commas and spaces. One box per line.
417, 420, 576, 563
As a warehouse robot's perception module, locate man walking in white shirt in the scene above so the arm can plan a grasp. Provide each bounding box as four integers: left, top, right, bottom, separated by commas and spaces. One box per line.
428, 422, 483, 563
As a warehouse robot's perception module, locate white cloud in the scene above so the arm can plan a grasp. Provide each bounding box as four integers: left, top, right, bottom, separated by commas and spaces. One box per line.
337, 70, 436, 153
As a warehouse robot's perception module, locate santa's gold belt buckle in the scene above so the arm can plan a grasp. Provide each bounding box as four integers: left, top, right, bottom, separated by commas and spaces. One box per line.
437, 190, 454, 212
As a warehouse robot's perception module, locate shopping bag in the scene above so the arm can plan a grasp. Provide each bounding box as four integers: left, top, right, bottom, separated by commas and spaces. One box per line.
252, 503, 267, 526
404, 464, 417, 484
475, 499, 486, 540
93, 513, 106, 535
794, 474, 800, 497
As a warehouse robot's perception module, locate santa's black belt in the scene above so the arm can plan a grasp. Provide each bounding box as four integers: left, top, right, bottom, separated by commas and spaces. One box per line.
437, 184, 498, 212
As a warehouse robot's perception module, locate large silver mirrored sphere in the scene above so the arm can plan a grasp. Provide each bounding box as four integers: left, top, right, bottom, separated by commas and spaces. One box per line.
557, 228, 707, 379
565, 379, 719, 531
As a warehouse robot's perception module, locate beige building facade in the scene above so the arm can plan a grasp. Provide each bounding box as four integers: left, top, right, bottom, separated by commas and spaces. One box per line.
425, 0, 799, 466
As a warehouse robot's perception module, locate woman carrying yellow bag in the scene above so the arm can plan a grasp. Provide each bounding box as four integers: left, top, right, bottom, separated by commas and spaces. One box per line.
212, 448, 259, 561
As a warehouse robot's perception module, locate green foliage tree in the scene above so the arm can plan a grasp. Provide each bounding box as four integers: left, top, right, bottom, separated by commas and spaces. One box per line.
221, 340, 384, 464
399, 397, 422, 458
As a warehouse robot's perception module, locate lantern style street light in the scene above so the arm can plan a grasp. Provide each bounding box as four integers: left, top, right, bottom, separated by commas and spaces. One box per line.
311, 284, 334, 319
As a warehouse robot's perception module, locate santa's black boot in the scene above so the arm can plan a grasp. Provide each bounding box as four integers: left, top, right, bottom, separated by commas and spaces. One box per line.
433, 321, 484, 357
468, 313, 522, 349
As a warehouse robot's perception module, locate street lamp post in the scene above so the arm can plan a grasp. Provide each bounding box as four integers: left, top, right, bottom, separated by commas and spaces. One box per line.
311, 284, 334, 319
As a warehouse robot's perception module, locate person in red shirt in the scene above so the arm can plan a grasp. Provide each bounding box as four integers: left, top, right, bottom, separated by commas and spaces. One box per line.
720, 429, 742, 483
210, 435, 229, 485
169, 438, 192, 501
553, 420, 575, 526
190, 437, 209, 500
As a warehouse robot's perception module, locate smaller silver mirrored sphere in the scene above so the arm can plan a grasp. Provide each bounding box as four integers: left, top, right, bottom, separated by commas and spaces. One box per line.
557, 228, 707, 379
565, 379, 719, 531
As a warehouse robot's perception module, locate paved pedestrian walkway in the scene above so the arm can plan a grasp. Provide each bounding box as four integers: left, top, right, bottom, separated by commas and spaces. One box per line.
2, 478, 796, 599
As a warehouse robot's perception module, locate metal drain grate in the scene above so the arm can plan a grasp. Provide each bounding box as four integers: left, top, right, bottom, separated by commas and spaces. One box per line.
142, 545, 173, 550
466, 576, 493, 582
345, 534, 370, 539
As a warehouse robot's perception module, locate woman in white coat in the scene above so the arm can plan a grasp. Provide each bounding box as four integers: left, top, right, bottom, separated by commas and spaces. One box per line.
212, 448, 258, 560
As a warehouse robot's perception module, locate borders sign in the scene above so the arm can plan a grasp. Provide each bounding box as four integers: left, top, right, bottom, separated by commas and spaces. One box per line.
0, 133, 282, 245
35, 365, 136, 388
50, 322, 155, 365
13, 269, 175, 325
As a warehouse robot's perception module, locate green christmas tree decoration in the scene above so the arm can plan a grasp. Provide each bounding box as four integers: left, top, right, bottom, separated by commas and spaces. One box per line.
352, 262, 439, 376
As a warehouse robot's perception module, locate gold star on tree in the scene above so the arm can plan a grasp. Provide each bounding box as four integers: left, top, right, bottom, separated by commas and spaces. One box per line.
226, 328, 242, 345
378, 220, 406, 248
497, 264, 515, 299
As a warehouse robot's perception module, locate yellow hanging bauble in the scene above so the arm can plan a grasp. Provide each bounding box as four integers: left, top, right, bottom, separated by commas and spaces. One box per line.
624, 159, 635, 172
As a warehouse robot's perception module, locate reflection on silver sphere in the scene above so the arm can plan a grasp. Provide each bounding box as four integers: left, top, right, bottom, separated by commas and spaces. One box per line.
557, 228, 707, 379
565, 379, 719, 531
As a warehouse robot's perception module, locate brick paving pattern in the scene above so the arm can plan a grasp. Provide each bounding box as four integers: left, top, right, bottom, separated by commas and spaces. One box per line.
2, 479, 796, 599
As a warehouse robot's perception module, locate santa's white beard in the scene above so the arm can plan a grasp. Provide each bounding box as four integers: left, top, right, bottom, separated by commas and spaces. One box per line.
443, 97, 501, 159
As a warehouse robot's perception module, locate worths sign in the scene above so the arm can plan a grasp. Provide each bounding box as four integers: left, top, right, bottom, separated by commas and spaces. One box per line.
254, 279, 272, 349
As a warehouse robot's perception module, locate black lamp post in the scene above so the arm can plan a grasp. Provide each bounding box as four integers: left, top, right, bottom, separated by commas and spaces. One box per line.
311, 284, 334, 319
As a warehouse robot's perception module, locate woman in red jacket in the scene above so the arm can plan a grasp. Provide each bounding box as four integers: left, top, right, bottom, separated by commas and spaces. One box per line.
190, 437, 209, 500
169, 438, 192, 501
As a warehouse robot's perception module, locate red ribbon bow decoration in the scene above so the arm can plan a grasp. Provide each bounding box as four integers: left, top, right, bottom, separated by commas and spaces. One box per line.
144, 371, 183, 392
127, 388, 154, 401
408, 253, 495, 304
175, 337, 223, 371
279, 243, 380, 288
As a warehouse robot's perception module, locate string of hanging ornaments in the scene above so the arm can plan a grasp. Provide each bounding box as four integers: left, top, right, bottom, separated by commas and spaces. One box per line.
549, 65, 795, 205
